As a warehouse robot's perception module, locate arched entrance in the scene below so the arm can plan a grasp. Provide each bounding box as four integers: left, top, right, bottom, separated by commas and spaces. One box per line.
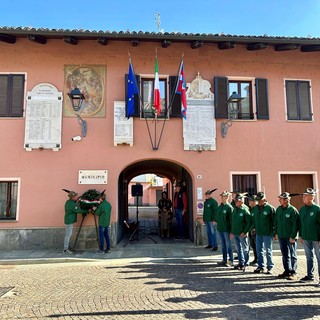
117, 159, 193, 243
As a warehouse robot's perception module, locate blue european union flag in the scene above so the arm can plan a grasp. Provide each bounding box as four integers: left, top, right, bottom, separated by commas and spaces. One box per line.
127, 62, 138, 118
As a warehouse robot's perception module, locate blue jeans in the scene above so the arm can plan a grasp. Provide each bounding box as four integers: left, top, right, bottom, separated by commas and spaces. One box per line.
218, 231, 233, 262
278, 238, 298, 274
303, 240, 320, 278
99, 226, 110, 251
234, 235, 249, 266
64, 224, 73, 250
205, 221, 217, 247
256, 235, 274, 269
175, 209, 184, 237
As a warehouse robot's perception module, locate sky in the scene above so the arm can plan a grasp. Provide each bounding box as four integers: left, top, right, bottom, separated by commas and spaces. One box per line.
1, 0, 320, 38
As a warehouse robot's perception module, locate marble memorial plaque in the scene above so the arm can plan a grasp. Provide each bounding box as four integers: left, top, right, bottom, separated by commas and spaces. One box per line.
24, 83, 63, 151
114, 101, 133, 146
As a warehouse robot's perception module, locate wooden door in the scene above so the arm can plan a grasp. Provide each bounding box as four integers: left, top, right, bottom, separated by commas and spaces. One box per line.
280, 174, 313, 209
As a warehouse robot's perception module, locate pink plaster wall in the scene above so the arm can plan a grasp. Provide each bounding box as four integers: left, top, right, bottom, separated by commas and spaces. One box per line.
1, 39, 320, 228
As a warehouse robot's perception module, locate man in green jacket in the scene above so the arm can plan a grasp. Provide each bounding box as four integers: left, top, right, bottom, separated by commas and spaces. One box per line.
298, 188, 320, 285
95, 193, 112, 254
274, 192, 299, 280
64, 191, 88, 254
216, 191, 234, 266
230, 194, 252, 270
203, 189, 218, 251
251, 191, 276, 274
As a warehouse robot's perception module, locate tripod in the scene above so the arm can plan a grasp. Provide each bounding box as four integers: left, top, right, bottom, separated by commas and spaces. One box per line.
123, 195, 157, 247
72, 213, 99, 251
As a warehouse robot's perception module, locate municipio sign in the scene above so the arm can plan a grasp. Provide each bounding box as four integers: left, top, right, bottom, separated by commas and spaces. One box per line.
78, 170, 108, 185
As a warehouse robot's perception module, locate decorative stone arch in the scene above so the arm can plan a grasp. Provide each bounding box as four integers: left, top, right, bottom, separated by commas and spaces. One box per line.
117, 159, 194, 243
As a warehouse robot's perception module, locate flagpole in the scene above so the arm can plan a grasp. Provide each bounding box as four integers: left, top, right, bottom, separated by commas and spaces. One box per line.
155, 54, 185, 150
168, 53, 184, 115
129, 54, 156, 149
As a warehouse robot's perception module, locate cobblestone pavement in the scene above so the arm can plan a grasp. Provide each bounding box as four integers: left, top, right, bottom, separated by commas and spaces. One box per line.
0, 255, 319, 320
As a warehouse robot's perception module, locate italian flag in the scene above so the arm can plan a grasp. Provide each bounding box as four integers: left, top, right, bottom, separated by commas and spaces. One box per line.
153, 58, 161, 116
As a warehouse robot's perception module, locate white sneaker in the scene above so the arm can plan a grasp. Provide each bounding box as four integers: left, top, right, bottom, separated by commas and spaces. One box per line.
227, 260, 234, 267
63, 249, 73, 254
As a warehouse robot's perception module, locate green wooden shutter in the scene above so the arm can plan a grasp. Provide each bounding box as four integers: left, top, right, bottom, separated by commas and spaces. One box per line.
10, 75, 25, 117
169, 76, 181, 118
298, 81, 312, 120
285, 80, 298, 120
0, 75, 9, 116
0, 74, 24, 117
214, 77, 228, 119
255, 78, 269, 119
125, 74, 140, 117
285, 80, 312, 121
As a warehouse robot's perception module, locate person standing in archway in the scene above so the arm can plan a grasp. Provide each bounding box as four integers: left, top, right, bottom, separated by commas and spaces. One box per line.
173, 184, 187, 238
158, 191, 173, 238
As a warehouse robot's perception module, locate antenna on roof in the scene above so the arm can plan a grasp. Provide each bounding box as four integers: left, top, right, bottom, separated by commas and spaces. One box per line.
155, 12, 161, 32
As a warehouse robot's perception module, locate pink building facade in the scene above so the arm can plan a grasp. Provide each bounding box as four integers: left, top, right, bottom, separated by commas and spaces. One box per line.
0, 28, 319, 249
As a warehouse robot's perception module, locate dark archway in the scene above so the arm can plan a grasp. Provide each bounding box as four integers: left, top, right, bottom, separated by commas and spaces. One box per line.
117, 159, 193, 243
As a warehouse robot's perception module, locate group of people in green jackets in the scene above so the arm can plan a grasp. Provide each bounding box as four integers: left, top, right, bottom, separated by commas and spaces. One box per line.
203, 188, 320, 286
63, 190, 112, 255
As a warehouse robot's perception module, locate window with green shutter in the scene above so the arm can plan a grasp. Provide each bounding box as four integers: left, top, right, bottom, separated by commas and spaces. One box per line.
285, 80, 312, 121
214, 77, 269, 120
0, 74, 25, 117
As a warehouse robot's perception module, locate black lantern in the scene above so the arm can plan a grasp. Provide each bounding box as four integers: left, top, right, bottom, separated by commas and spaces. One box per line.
221, 91, 242, 138
227, 91, 242, 118
67, 88, 85, 112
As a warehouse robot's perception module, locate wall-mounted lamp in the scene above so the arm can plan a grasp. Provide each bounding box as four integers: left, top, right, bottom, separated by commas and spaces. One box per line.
68, 88, 84, 112
221, 91, 242, 138
68, 88, 87, 138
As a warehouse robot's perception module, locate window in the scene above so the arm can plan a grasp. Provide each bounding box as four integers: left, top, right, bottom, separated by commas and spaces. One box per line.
0, 74, 25, 117
0, 181, 18, 221
214, 77, 269, 120
232, 173, 258, 206
125, 74, 182, 118
229, 80, 253, 119
141, 78, 168, 118
232, 174, 258, 196
280, 173, 315, 209
285, 80, 312, 121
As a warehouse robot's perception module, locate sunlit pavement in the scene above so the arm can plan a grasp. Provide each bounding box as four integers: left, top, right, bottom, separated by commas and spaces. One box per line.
0, 242, 319, 320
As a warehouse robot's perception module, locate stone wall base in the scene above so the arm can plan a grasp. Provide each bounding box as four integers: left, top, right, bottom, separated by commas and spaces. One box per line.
0, 223, 118, 250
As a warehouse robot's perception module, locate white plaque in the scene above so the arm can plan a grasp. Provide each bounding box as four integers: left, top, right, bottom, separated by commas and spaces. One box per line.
78, 170, 108, 185
183, 99, 216, 151
197, 187, 203, 200
114, 101, 133, 146
24, 83, 63, 151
